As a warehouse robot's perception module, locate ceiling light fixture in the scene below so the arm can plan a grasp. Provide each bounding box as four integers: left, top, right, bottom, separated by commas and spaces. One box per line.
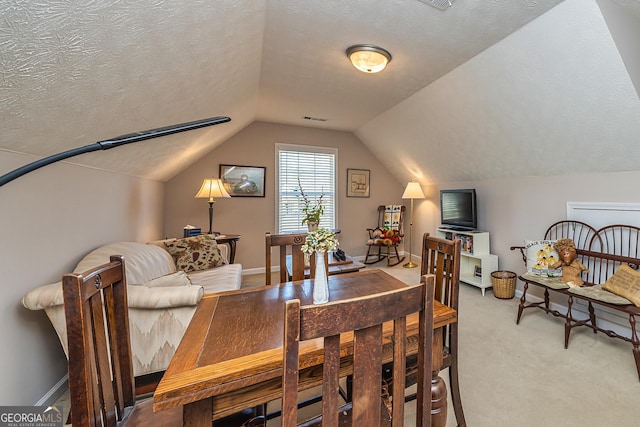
346, 44, 392, 74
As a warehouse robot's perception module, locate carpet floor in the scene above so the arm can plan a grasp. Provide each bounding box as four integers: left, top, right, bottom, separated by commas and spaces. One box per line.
57, 262, 640, 426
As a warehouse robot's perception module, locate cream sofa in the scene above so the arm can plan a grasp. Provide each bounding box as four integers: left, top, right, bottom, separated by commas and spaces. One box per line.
22, 240, 243, 377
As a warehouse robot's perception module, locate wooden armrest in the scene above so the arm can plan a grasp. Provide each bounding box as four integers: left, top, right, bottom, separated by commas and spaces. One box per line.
510, 245, 526, 265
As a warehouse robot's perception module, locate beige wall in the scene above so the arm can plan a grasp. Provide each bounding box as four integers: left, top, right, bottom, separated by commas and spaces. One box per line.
165, 121, 407, 269
5, 133, 640, 407
412, 171, 640, 303
1, 150, 165, 405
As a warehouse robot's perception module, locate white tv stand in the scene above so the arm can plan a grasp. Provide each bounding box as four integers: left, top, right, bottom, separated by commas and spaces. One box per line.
436, 227, 498, 296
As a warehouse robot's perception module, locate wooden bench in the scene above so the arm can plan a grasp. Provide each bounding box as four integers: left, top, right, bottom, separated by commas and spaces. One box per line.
511, 221, 640, 381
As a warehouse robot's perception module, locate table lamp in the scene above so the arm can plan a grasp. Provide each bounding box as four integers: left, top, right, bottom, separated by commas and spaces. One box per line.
402, 181, 425, 268
194, 178, 230, 235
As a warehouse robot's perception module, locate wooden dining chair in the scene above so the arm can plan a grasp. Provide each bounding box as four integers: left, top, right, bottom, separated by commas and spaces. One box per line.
63, 255, 257, 426
420, 233, 465, 427
265, 232, 328, 285
63, 255, 183, 426
246, 275, 436, 426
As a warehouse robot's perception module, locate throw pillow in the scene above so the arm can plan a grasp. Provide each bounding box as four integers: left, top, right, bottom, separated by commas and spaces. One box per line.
602, 264, 640, 307
163, 235, 225, 273
525, 239, 560, 276
143, 271, 193, 288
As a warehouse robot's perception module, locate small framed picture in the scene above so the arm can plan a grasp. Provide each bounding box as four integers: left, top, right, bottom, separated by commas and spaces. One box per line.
474, 265, 482, 278
219, 164, 266, 197
347, 168, 370, 198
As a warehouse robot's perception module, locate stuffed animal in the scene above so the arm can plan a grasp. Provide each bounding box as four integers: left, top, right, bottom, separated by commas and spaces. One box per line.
367, 227, 385, 245
368, 228, 403, 246
381, 229, 401, 246
549, 238, 589, 287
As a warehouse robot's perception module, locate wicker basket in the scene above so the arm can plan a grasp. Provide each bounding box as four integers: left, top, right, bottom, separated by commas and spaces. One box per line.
491, 271, 517, 299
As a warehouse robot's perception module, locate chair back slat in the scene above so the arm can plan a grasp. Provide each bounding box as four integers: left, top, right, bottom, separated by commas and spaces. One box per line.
281, 278, 435, 426
63, 255, 135, 427
419, 233, 465, 425
420, 234, 461, 310
266, 232, 327, 285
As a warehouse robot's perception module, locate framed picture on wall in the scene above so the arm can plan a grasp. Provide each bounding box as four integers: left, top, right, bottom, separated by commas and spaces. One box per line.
219, 164, 266, 197
347, 168, 370, 198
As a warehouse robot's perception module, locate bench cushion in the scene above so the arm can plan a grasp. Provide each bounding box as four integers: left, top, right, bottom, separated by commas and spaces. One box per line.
569, 284, 632, 305
521, 272, 569, 290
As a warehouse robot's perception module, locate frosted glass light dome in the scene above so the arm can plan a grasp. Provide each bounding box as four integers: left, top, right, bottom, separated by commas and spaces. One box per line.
346, 44, 392, 74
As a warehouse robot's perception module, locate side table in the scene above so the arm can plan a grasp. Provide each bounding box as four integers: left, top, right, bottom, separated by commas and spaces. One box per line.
214, 233, 241, 263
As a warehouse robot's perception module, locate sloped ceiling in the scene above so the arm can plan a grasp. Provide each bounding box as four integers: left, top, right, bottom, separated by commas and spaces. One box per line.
1, 0, 639, 185
357, 0, 640, 184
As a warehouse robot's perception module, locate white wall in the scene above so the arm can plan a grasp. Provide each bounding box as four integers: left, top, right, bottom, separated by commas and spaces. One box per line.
1, 150, 164, 404
356, 0, 640, 186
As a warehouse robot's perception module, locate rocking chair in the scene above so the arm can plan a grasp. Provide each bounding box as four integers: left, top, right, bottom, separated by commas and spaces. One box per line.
364, 205, 406, 267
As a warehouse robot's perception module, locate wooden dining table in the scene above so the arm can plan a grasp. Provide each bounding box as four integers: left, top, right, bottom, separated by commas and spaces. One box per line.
153, 269, 457, 426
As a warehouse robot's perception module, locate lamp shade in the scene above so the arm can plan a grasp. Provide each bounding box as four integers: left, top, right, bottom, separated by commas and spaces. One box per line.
195, 178, 230, 201
402, 182, 425, 199
346, 44, 392, 73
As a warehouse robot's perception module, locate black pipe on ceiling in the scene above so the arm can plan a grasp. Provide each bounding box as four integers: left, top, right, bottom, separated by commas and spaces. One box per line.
0, 116, 231, 187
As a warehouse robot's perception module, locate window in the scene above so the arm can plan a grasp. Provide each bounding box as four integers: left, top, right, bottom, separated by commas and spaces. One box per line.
276, 143, 337, 233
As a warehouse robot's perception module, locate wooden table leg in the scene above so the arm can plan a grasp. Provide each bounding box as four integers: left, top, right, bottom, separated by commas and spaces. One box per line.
184, 397, 212, 426
431, 328, 448, 427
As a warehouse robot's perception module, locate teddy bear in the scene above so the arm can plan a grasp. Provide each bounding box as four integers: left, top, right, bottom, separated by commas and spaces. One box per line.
367, 227, 385, 245
381, 229, 401, 246
367, 228, 402, 246
549, 238, 589, 287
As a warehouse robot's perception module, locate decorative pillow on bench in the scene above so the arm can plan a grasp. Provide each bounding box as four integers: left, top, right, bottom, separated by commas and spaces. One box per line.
525, 240, 561, 276
602, 264, 640, 307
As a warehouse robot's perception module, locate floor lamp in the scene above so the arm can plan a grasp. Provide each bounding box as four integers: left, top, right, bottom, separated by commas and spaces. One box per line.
195, 178, 230, 235
402, 181, 425, 268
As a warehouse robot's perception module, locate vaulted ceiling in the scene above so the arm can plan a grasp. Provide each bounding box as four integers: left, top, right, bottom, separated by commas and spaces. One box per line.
2, 0, 640, 185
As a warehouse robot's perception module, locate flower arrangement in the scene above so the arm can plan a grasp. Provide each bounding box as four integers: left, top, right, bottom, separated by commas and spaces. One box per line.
298, 178, 324, 226
302, 228, 339, 255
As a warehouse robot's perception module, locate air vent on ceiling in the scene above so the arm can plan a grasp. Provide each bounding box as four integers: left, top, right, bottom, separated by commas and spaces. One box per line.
416, 0, 454, 11
303, 116, 328, 122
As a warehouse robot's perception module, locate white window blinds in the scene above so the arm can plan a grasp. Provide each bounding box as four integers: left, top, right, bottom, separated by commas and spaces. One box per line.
277, 144, 337, 233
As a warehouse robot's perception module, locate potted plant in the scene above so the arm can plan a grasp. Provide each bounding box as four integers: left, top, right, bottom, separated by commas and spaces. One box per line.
298, 179, 324, 230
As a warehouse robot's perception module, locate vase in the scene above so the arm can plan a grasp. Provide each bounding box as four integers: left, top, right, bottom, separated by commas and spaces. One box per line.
307, 222, 319, 232
313, 250, 329, 304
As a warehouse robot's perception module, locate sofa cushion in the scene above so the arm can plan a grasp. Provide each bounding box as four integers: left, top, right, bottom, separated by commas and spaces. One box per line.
149, 238, 230, 264
76, 242, 176, 285
163, 235, 225, 273
127, 284, 203, 308
188, 263, 243, 294
144, 271, 192, 288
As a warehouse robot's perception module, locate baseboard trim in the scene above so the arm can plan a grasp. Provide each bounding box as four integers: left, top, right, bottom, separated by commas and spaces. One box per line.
36, 374, 67, 406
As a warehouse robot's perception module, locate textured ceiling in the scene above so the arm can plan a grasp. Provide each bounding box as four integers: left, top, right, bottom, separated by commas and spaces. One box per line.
1, 0, 639, 184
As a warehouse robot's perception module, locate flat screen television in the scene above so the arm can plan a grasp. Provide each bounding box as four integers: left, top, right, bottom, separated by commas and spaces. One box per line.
440, 189, 477, 231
